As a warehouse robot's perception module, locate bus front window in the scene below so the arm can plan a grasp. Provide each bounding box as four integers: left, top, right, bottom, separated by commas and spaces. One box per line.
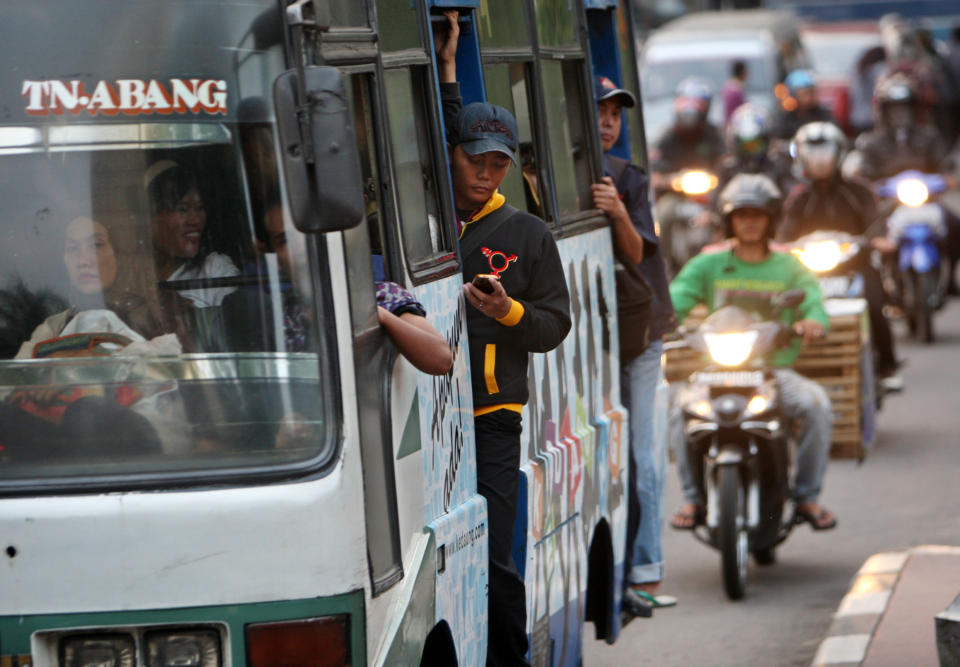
0, 122, 335, 489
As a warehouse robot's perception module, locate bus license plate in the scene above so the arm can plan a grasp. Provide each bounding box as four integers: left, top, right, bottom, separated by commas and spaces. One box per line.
694, 371, 764, 387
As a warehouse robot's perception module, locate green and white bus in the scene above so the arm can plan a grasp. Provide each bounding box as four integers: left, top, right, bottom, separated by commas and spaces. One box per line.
0, 1, 652, 665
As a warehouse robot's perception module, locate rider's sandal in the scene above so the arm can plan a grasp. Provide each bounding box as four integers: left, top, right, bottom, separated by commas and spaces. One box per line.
796, 506, 838, 531
632, 589, 678, 608
669, 505, 705, 531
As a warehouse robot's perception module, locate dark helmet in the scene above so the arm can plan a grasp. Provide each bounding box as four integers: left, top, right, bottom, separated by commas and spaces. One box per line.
718, 173, 782, 237
792, 121, 847, 180
873, 72, 918, 128
874, 72, 917, 106
727, 104, 771, 160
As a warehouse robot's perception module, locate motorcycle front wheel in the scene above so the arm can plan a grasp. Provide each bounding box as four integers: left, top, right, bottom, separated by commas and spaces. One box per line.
718, 464, 748, 600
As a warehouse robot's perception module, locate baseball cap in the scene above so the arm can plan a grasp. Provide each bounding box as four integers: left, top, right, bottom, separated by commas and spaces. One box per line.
450, 102, 519, 162
594, 75, 636, 108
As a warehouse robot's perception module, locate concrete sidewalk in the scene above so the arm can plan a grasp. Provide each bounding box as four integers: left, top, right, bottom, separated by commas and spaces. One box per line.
811, 545, 960, 666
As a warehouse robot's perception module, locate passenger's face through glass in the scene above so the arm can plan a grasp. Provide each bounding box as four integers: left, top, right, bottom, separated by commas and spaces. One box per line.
64, 216, 117, 295
263, 205, 291, 277
151, 187, 207, 261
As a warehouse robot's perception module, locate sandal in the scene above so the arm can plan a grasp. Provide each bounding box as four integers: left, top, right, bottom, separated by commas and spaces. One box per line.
670, 504, 704, 530
631, 589, 678, 608
796, 504, 837, 531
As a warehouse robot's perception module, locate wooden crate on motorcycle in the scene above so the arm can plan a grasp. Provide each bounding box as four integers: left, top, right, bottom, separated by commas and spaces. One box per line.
793, 299, 876, 461
663, 305, 708, 383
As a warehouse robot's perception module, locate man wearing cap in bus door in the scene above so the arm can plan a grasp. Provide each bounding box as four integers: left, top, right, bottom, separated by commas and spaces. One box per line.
592, 74, 678, 615
452, 101, 571, 666
435, 13, 571, 666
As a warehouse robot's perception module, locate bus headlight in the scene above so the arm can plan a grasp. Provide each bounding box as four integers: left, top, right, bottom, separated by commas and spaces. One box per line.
703, 331, 758, 367
145, 629, 221, 667
60, 634, 135, 667
897, 178, 929, 207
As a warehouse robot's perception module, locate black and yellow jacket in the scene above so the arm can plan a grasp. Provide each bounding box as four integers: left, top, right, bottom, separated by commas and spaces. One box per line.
459, 194, 571, 414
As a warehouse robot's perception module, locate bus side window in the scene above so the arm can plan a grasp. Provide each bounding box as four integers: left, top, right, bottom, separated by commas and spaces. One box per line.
484, 62, 542, 217
382, 67, 452, 272
539, 59, 593, 219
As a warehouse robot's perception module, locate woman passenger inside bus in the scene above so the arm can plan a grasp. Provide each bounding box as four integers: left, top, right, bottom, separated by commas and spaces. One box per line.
1, 215, 162, 461
16, 215, 157, 359
145, 160, 241, 308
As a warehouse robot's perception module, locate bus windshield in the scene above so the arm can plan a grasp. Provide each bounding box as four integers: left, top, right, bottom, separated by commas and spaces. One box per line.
0, 1, 336, 491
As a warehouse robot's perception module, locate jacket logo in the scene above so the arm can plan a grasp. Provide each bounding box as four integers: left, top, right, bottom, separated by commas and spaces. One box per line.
481, 247, 518, 277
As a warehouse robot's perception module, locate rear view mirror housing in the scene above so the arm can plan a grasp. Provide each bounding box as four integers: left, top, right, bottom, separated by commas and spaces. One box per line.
274, 66, 364, 234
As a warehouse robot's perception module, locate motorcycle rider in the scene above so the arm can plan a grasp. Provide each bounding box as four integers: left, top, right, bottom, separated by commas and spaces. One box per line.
852, 72, 959, 294
853, 72, 946, 180
649, 76, 726, 191
650, 77, 726, 274
668, 173, 837, 532
773, 69, 834, 141
778, 121, 903, 390
718, 103, 794, 197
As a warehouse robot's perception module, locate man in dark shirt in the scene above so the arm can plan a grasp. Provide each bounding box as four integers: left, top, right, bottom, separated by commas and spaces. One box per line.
436, 12, 572, 666
592, 75, 678, 613
778, 121, 901, 386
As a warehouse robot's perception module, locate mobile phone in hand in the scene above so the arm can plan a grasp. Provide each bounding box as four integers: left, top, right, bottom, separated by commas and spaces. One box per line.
472, 274, 497, 294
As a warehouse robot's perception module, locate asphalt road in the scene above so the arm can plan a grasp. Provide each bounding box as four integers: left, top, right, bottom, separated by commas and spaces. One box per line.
584, 299, 960, 667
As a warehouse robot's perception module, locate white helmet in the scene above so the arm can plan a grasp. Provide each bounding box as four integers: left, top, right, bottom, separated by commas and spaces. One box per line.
793, 122, 847, 180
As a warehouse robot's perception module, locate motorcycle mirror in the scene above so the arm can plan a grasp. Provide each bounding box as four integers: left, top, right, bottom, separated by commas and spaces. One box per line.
774, 289, 806, 312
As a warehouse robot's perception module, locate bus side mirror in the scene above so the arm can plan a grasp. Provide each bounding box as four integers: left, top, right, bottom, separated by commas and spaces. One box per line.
274, 66, 364, 234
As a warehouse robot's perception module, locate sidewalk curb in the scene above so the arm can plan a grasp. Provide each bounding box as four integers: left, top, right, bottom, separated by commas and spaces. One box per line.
811, 545, 960, 666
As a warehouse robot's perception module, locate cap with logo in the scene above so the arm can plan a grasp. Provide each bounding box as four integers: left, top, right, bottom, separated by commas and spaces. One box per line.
450, 102, 519, 162
594, 75, 636, 108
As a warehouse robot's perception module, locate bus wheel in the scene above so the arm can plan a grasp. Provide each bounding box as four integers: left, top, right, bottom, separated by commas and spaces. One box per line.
420, 621, 458, 667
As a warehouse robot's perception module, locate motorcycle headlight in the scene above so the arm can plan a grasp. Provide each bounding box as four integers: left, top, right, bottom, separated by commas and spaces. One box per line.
673, 170, 718, 196
792, 240, 842, 272
896, 178, 929, 207
745, 381, 777, 416
703, 331, 758, 367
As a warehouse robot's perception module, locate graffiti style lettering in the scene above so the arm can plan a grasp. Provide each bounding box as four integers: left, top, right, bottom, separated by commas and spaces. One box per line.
21, 78, 228, 117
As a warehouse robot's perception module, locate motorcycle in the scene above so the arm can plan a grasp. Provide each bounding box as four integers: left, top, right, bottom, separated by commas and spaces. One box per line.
666, 290, 805, 600
655, 169, 721, 276
876, 170, 950, 343
788, 231, 887, 408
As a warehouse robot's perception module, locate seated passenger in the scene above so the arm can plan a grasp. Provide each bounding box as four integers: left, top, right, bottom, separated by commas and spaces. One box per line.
3, 215, 162, 460
145, 160, 240, 307
225, 202, 451, 374
16, 215, 157, 359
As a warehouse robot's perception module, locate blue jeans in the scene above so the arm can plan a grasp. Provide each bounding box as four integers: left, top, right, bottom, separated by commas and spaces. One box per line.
621, 339, 667, 585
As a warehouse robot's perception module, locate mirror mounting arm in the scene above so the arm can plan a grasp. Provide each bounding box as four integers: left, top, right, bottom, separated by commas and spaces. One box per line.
285, 0, 330, 166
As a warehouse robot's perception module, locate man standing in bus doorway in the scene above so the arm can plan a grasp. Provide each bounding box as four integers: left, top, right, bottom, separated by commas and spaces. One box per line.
592, 75, 679, 615
436, 11, 571, 666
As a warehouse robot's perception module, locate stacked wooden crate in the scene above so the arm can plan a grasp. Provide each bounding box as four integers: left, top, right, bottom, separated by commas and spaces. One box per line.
793, 299, 872, 460
662, 300, 873, 460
